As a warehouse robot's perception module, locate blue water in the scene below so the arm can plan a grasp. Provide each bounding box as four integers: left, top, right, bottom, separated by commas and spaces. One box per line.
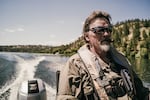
0, 52, 68, 100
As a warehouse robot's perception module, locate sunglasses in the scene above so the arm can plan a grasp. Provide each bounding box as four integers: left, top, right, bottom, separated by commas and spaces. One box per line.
89, 26, 112, 34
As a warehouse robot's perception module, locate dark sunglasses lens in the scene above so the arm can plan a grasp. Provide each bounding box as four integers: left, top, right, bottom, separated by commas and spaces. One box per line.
96, 28, 105, 33
90, 26, 112, 34
108, 27, 112, 32
95, 27, 112, 34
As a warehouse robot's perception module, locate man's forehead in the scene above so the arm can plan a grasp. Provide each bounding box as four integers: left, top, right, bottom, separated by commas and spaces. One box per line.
90, 18, 109, 28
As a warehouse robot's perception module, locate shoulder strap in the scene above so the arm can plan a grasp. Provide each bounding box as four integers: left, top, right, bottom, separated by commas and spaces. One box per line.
78, 46, 99, 79
78, 46, 109, 100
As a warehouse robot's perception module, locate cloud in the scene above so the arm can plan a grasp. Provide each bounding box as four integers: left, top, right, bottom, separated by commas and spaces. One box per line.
17, 28, 24, 31
5, 28, 15, 33
4, 27, 24, 33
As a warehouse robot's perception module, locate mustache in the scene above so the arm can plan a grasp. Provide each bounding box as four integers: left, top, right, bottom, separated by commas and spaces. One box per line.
101, 38, 113, 43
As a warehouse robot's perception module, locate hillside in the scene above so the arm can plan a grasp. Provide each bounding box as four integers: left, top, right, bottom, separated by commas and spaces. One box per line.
0, 19, 150, 58
112, 19, 150, 59
55, 19, 150, 58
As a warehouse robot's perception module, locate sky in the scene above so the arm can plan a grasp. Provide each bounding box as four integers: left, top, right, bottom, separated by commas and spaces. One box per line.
0, 0, 150, 46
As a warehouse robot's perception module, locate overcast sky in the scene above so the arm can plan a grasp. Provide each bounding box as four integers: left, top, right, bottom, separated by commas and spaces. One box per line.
0, 0, 149, 46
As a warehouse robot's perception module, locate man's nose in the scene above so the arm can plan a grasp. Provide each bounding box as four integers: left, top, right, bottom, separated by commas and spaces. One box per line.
103, 31, 110, 36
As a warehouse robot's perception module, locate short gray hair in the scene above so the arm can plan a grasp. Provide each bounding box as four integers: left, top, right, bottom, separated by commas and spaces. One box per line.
83, 10, 112, 34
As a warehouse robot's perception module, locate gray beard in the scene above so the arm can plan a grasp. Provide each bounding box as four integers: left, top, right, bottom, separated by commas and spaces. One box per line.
99, 44, 110, 52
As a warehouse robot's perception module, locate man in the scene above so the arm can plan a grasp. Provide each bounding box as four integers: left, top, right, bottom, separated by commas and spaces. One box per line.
57, 10, 149, 100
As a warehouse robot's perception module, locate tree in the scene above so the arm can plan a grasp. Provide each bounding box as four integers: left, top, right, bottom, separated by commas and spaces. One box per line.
112, 29, 121, 47
123, 23, 130, 36
142, 30, 148, 40
143, 19, 150, 27
133, 28, 140, 41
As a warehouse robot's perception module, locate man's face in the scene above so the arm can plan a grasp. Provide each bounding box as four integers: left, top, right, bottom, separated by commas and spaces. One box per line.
85, 18, 112, 53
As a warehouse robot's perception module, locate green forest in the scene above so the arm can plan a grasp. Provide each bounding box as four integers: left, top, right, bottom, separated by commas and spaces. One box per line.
0, 19, 150, 59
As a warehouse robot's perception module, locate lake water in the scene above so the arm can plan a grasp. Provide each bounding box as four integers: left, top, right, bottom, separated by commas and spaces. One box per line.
0, 52, 149, 100
129, 57, 150, 83
0, 52, 68, 100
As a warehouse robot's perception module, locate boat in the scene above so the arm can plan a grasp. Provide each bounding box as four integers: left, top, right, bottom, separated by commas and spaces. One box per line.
17, 79, 47, 100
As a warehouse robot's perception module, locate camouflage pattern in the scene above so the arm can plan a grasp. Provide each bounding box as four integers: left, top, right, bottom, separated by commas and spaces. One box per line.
57, 44, 149, 100
57, 53, 95, 100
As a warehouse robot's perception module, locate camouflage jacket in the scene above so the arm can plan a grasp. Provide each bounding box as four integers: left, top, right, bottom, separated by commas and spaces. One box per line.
57, 44, 149, 100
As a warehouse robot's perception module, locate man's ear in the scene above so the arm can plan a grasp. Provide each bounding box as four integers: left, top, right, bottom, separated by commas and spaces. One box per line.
84, 32, 90, 42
